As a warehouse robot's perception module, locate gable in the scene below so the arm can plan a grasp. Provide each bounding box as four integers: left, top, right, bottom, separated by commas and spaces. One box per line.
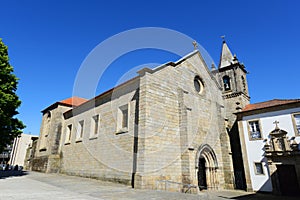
176, 51, 221, 91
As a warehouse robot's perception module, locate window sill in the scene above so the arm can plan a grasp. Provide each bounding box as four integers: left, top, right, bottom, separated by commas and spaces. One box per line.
116, 128, 128, 135
39, 147, 47, 152
75, 139, 83, 143
89, 136, 98, 140
254, 173, 265, 176
249, 138, 263, 141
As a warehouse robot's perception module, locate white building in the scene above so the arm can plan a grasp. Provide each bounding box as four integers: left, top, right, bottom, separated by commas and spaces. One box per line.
236, 99, 300, 195
9, 133, 38, 167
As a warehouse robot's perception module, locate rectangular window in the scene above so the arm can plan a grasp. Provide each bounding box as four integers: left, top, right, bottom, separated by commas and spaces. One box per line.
91, 115, 99, 137
248, 120, 262, 140
76, 120, 84, 140
65, 124, 72, 144
117, 104, 129, 134
292, 113, 300, 135
254, 162, 264, 175
121, 108, 128, 128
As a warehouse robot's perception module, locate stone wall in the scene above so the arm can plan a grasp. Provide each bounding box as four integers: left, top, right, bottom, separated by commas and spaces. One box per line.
60, 80, 139, 185
136, 52, 230, 191
33, 105, 71, 172
136, 64, 182, 190
32, 156, 48, 172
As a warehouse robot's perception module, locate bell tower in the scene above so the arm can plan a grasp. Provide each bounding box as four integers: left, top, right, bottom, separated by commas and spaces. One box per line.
213, 39, 250, 125
212, 38, 251, 190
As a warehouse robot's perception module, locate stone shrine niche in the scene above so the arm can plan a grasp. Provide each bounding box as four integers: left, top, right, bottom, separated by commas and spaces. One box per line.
264, 121, 300, 196
264, 121, 291, 153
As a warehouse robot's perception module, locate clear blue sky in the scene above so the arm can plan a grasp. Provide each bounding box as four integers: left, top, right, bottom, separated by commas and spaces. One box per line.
1, 0, 299, 135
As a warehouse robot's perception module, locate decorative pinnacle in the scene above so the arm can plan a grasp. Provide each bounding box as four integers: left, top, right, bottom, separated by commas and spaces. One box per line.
211, 63, 216, 70
192, 41, 198, 50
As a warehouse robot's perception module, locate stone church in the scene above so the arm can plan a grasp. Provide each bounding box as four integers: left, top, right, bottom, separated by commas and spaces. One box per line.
29, 40, 250, 193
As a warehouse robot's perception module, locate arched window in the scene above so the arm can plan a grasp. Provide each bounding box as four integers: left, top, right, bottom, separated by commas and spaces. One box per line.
223, 76, 231, 91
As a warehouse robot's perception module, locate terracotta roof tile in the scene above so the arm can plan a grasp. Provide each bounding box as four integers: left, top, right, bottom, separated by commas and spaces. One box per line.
60, 97, 88, 107
242, 99, 300, 112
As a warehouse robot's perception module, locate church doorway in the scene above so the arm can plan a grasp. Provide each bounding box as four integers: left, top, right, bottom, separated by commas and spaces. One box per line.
198, 157, 207, 190
196, 144, 218, 190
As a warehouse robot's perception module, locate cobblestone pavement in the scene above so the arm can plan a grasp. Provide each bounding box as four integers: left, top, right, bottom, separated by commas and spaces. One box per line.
0, 171, 299, 200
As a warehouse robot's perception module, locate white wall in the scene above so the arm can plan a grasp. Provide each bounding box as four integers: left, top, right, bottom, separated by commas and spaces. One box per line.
10, 134, 33, 167
242, 107, 300, 192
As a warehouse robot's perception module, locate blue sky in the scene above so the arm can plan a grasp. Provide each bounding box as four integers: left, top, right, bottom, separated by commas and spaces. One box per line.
1, 0, 299, 135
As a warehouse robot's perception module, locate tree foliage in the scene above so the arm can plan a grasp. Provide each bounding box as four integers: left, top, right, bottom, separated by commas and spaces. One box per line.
0, 38, 25, 152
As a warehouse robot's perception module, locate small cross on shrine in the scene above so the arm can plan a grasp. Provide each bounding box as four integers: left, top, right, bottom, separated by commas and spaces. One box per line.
273, 120, 280, 128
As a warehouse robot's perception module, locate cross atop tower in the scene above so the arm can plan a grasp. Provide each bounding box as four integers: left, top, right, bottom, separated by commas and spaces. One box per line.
221, 35, 226, 42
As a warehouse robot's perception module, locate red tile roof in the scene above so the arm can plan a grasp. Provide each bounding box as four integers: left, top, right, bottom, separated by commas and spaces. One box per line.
59, 97, 88, 107
242, 99, 300, 112
41, 96, 88, 113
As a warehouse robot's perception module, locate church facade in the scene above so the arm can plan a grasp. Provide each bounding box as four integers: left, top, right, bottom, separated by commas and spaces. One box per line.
30, 41, 250, 192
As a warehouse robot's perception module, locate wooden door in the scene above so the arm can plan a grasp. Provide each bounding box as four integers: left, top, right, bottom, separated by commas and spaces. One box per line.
276, 164, 300, 196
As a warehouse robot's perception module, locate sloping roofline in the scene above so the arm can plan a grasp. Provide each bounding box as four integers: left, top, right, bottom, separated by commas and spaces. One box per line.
63, 76, 140, 119
138, 50, 222, 90
41, 97, 88, 114
62, 50, 220, 118
236, 99, 300, 117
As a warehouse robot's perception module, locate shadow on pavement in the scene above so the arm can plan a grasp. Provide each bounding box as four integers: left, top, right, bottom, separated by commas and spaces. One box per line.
229, 193, 256, 199
218, 193, 300, 200
0, 170, 28, 179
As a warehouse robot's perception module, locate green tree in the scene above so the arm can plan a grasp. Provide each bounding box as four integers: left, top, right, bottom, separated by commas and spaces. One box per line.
0, 38, 25, 153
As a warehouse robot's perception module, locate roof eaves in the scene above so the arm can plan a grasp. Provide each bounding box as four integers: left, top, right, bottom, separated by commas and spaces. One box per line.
63, 76, 140, 119
41, 102, 73, 113
137, 50, 199, 76
236, 100, 300, 117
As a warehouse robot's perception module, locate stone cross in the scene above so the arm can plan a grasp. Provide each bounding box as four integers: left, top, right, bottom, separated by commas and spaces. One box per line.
192, 41, 198, 50
221, 35, 225, 41
273, 120, 280, 128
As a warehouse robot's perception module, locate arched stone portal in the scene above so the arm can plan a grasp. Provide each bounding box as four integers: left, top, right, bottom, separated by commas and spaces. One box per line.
196, 144, 219, 190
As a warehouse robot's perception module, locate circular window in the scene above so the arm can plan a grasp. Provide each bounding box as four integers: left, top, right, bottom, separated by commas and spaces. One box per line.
194, 76, 204, 94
